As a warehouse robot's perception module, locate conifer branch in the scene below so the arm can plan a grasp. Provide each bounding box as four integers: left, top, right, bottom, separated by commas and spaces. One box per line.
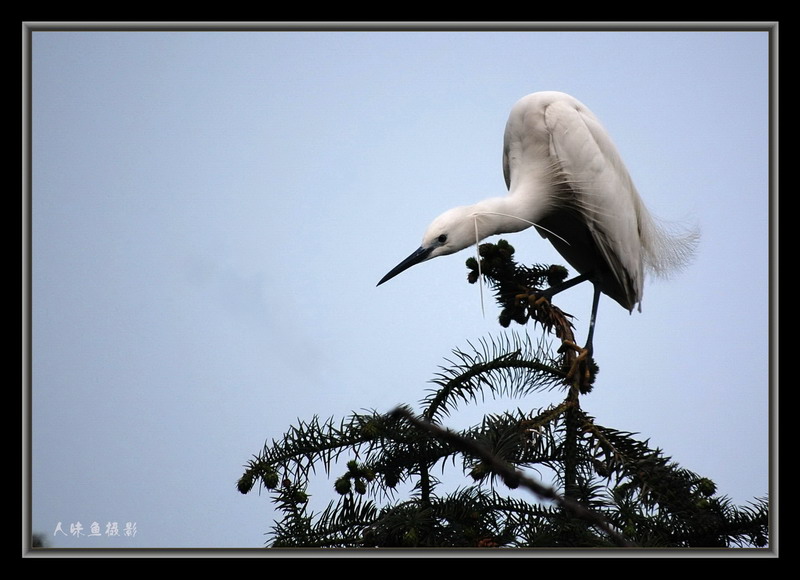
391, 406, 634, 547
423, 332, 564, 422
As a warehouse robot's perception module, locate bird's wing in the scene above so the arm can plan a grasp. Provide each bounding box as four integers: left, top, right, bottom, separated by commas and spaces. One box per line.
543, 99, 644, 309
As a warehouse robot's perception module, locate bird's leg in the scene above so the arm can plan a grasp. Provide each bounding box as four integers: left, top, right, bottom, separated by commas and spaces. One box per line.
539, 272, 597, 351
564, 284, 600, 390
584, 283, 601, 356
526, 271, 591, 325
540, 272, 592, 301
524, 271, 598, 391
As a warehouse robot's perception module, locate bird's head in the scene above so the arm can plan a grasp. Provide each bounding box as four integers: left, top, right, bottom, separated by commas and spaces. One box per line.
377, 205, 479, 286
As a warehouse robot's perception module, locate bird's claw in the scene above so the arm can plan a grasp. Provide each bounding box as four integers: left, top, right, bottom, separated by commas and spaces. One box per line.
561, 340, 595, 393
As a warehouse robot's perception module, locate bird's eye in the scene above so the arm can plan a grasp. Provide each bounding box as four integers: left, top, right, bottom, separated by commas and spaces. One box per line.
437, 234, 448, 244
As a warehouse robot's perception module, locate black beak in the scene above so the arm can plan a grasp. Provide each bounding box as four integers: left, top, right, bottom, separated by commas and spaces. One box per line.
377, 246, 434, 286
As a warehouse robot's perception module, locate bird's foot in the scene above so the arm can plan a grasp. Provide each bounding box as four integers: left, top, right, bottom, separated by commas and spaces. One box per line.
531, 293, 551, 307
561, 340, 596, 393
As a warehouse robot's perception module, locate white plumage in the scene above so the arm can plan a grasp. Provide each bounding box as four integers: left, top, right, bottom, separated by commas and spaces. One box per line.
378, 91, 697, 331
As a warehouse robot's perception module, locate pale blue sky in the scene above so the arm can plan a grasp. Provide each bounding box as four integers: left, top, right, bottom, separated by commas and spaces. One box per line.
28, 26, 772, 550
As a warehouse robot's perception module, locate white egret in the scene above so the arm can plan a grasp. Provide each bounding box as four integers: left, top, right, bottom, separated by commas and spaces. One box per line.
377, 91, 698, 351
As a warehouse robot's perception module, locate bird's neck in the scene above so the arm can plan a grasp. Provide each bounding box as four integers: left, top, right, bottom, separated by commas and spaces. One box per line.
471, 195, 540, 238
